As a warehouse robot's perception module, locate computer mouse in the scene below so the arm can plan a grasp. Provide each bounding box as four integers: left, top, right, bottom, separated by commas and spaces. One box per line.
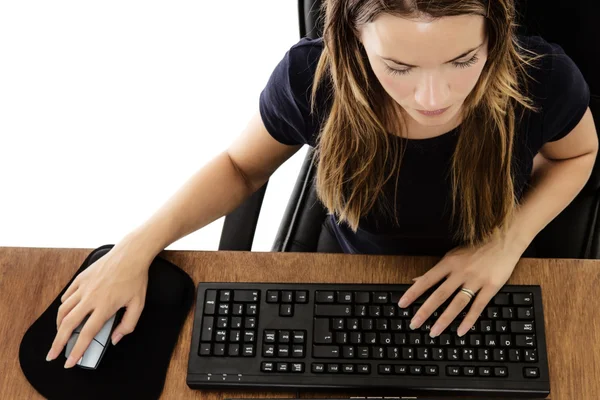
64, 310, 121, 370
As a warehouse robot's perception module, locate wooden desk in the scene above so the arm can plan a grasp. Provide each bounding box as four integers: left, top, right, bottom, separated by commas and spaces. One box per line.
1, 246, 599, 399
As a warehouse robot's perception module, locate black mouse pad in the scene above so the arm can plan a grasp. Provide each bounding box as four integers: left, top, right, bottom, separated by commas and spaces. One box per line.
19, 244, 196, 400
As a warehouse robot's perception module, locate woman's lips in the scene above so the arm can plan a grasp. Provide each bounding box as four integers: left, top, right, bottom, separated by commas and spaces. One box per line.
416, 106, 451, 116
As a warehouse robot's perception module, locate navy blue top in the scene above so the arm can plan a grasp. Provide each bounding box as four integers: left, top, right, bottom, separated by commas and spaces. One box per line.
259, 35, 591, 256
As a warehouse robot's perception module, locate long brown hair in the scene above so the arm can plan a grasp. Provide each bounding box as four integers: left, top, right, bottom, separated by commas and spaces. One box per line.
310, 0, 545, 247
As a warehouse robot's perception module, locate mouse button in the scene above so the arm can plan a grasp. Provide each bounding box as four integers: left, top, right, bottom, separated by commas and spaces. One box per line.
79, 339, 105, 369
65, 332, 79, 359
95, 314, 116, 346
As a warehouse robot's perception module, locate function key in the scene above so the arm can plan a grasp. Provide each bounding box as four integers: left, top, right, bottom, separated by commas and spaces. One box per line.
312, 363, 325, 373
261, 361, 274, 372
204, 290, 217, 315
277, 362, 289, 372
234, 290, 259, 303
378, 365, 392, 374
327, 363, 340, 373
357, 364, 370, 374
219, 290, 231, 302
291, 363, 305, 373
316, 291, 335, 303
295, 291, 308, 303
281, 291, 293, 303
512, 293, 533, 305
342, 364, 355, 373
493, 293, 510, 305
266, 290, 279, 303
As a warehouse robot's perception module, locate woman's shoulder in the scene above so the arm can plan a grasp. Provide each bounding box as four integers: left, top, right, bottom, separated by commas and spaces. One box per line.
259, 37, 332, 147
515, 34, 591, 148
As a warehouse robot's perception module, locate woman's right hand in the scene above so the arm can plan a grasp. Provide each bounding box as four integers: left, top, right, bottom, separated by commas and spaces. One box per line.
46, 236, 154, 368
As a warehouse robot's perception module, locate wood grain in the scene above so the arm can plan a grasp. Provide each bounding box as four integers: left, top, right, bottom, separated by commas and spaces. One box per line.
1, 246, 599, 399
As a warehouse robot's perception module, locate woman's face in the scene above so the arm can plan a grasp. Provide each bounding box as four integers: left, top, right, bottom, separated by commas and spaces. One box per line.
359, 13, 489, 131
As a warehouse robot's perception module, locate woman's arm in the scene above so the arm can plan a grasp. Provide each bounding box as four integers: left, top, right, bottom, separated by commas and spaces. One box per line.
507, 107, 598, 253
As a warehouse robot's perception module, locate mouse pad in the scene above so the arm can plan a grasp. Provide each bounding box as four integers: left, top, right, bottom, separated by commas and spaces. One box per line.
19, 244, 196, 400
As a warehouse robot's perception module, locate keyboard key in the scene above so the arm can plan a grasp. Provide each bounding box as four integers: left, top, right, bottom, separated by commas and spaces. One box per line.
447, 366, 460, 376
228, 344, 240, 356
410, 366, 423, 375
244, 331, 255, 343
357, 364, 370, 374
394, 365, 407, 374
516, 334, 536, 347
342, 364, 355, 373
291, 363, 305, 372
213, 343, 225, 356
373, 292, 389, 303
494, 293, 510, 305
293, 345, 304, 357
245, 317, 256, 329
266, 290, 279, 303
280, 304, 293, 317
495, 367, 508, 377
219, 290, 231, 302
229, 330, 240, 342
261, 361, 274, 372
513, 293, 533, 305
282, 291, 293, 303
524, 367, 540, 378
199, 343, 211, 356
511, 321, 535, 333
201, 317, 214, 341
315, 305, 352, 316
313, 345, 340, 358
278, 345, 289, 357
204, 290, 217, 315
277, 362, 289, 372
295, 291, 308, 303
293, 331, 305, 343
312, 363, 325, 373
355, 292, 370, 303
425, 366, 438, 375
234, 290, 259, 302
264, 330, 276, 343
263, 344, 275, 357
315, 291, 335, 303
463, 366, 476, 376
279, 330, 290, 343
243, 345, 254, 356
378, 365, 392, 374
313, 318, 333, 344
327, 363, 339, 373
338, 292, 353, 303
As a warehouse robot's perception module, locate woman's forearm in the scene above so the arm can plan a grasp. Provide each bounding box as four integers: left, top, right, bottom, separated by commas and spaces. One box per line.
504, 151, 598, 254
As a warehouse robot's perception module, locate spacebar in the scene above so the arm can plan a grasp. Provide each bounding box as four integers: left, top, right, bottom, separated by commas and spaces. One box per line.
313, 345, 340, 358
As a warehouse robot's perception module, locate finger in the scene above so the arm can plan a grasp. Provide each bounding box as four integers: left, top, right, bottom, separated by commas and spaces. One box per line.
57, 289, 81, 329
111, 300, 144, 345
61, 275, 83, 303
399, 264, 450, 308
429, 284, 478, 337
64, 310, 111, 368
457, 285, 498, 337
46, 301, 90, 362
409, 276, 462, 330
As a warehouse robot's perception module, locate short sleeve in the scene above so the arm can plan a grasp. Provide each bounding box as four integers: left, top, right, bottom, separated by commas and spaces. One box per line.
258, 38, 327, 147
541, 43, 591, 143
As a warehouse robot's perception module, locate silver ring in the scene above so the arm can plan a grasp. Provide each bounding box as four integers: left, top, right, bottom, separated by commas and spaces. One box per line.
460, 288, 475, 299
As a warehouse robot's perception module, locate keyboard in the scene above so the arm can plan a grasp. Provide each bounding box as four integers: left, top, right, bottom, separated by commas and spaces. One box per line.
186, 283, 550, 398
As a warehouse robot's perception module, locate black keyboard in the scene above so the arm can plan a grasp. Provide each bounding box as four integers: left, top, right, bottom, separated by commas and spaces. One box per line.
186, 283, 550, 398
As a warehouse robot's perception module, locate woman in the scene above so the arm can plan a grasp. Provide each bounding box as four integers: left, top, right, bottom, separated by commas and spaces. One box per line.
48, 0, 596, 369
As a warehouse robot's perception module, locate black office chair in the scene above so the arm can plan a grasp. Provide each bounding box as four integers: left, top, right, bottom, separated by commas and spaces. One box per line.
219, 0, 600, 258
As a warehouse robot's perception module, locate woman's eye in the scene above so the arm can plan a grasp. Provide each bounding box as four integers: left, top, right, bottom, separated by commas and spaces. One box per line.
385, 54, 479, 76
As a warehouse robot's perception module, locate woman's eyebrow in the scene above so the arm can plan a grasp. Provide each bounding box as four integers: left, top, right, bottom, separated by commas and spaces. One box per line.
381, 42, 484, 67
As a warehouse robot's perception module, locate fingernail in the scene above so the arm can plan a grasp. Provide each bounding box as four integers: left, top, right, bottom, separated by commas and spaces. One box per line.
64, 355, 75, 369
398, 297, 409, 308
430, 326, 440, 337
112, 333, 123, 345
46, 350, 54, 362
409, 317, 422, 330
457, 328, 466, 337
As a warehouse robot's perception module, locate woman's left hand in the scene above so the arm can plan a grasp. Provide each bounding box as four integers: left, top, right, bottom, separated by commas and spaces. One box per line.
398, 231, 525, 337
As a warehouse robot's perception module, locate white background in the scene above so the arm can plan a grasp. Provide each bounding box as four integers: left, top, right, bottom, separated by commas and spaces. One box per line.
0, 1, 309, 252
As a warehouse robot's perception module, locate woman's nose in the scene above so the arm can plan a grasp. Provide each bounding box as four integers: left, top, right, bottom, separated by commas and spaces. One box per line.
414, 72, 450, 110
